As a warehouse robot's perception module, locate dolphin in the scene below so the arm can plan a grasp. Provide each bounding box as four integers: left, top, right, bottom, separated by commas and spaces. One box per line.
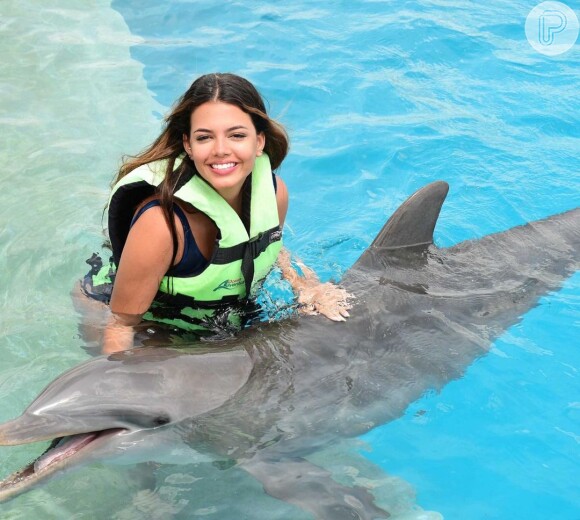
0, 182, 578, 518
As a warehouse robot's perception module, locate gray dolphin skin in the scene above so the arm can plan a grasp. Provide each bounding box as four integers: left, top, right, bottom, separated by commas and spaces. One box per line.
0, 182, 578, 518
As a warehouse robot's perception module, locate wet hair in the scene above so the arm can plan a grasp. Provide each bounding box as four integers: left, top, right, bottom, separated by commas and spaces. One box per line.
112, 73, 289, 267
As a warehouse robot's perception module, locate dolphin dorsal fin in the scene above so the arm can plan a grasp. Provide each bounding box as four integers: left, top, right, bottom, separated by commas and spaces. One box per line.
370, 181, 449, 250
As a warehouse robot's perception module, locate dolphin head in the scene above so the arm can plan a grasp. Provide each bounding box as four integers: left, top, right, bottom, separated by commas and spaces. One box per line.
0, 346, 252, 501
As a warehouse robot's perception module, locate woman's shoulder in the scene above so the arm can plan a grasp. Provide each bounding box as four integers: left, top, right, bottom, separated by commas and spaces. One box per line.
275, 175, 288, 202
134, 194, 161, 214
274, 175, 288, 227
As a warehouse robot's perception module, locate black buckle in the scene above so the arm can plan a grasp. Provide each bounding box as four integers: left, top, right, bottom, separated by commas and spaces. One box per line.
246, 232, 264, 258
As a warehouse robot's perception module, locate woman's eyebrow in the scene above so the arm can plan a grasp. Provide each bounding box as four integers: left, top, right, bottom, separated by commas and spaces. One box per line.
193, 125, 249, 133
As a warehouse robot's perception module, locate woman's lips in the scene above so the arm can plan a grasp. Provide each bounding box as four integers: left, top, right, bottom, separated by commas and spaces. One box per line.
209, 162, 237, 175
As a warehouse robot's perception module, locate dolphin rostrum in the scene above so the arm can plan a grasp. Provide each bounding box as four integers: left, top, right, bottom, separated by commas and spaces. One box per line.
0, 182, 578, 519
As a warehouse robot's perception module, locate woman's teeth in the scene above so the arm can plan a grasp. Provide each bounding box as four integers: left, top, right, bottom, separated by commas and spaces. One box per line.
211, 163, 236, 170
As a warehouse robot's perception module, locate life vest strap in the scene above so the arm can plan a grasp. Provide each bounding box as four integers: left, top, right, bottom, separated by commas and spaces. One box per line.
238, 226, 282, 297
212, 225, 282, 265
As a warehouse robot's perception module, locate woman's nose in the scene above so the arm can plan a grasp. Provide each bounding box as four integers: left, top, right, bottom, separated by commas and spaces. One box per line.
212, 136, 230, 157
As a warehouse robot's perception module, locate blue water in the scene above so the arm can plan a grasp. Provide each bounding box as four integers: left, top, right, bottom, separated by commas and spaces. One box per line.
1, 0, 579, 518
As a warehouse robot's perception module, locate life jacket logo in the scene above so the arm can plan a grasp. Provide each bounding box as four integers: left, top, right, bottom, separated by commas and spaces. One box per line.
270, 230, 282, 243
213, 278, 244, 292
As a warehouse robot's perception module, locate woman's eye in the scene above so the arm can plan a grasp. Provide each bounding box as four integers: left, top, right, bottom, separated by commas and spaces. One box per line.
195, 135, 210, 142
230, 133, 247, 140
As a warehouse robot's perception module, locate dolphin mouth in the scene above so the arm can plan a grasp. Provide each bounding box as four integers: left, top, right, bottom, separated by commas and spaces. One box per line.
0, 428, 125, 501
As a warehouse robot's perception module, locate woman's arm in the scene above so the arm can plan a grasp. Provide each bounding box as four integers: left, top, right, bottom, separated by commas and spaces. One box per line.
275, 176, 352, 321
103, 205, 175, 353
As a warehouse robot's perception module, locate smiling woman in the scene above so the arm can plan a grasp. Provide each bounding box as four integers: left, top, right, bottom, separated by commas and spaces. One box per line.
79, 72, 351, 353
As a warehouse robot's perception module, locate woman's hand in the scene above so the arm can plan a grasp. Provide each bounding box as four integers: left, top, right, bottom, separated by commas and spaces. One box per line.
294, 281, 352, 321
277, 249, 352, 322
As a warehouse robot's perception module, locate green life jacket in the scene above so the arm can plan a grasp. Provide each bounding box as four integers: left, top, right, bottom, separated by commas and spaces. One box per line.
107, 154, 283, 332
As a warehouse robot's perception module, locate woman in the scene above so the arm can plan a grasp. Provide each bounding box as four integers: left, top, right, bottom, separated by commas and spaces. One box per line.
82, 73, 350, 353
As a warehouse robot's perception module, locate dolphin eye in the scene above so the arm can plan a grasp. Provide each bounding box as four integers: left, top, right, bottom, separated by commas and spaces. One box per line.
153, 415, 170, 427
120, 411, 172, 428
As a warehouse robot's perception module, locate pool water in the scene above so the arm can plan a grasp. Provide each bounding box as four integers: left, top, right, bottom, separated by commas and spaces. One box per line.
1, 0, 578, 518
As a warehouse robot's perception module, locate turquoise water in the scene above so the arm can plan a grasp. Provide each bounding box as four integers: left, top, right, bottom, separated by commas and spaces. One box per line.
1, 0, 579, 518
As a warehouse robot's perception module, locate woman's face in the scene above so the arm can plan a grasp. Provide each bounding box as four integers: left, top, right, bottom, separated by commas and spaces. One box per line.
183, 101, 265, 201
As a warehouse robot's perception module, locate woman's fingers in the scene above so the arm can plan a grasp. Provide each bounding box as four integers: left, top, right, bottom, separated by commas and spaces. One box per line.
297, 283, 353, 322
